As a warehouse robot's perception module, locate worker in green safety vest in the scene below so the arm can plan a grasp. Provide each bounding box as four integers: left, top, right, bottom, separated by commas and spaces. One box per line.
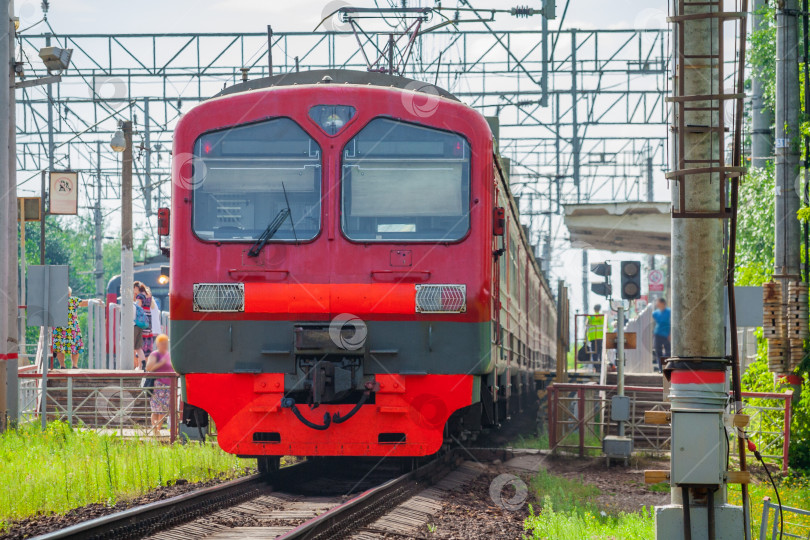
586, 304, 605, 366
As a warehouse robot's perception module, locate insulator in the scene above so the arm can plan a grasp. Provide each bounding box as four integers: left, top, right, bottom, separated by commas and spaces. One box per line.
510, 6, 537, 18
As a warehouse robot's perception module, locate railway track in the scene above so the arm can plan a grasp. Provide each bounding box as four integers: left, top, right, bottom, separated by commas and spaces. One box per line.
34, 449, 501, 540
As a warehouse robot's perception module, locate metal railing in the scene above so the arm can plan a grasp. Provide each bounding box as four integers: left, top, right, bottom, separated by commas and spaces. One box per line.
760, 497, 810, 539
18, 371, 181, 442
547, 383, 793, 471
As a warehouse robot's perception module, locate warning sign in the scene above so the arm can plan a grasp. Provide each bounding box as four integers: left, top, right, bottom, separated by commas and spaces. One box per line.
648, 269, 665, 292
49, 171, 78, 215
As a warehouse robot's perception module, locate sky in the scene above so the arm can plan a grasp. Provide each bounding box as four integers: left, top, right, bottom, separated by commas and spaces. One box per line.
14, 0, 675, 322
22, 1, 668, 35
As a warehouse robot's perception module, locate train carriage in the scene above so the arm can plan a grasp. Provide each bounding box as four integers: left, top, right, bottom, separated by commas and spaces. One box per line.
168, 69, 557, 466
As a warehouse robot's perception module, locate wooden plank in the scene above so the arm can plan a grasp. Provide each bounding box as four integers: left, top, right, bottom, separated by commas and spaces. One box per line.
726, 470, 751, 484
644, 411, 670, 425
605, 332, 637, 349
644, 470, 670, 484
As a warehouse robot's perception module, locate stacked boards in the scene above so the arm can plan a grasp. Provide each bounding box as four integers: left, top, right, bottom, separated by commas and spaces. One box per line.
764, 281, 808, 373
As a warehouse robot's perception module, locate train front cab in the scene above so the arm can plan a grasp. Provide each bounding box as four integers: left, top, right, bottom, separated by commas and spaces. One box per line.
170, 80, 506, 458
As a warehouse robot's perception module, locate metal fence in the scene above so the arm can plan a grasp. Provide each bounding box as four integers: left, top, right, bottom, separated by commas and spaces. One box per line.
547, 383, 793, 471
759, 497, 810, 539
18, 371, 181, 442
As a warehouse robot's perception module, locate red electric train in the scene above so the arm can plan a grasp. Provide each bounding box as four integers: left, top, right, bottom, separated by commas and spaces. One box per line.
168, 69, 558, 470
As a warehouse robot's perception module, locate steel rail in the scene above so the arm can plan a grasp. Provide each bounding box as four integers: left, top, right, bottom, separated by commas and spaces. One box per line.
33, 461, 312, 540
278, 452, 455, 540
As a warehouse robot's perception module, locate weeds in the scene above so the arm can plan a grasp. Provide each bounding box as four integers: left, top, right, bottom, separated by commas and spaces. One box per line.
0, 421, 251, 529
524, 468, 653, 539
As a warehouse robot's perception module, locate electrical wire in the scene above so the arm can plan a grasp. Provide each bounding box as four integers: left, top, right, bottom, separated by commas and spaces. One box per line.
752, 443, 783, 540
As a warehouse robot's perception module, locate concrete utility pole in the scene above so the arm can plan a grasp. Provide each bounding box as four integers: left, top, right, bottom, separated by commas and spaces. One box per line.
775, 1, 801, 288
656, 0, 745, 538
0, 0, 14, 432
94, 142, 104, 298
751, 0, 773, 167
119, 122, 134, 369
571, 29, 588, 315
143, 97, 151, 217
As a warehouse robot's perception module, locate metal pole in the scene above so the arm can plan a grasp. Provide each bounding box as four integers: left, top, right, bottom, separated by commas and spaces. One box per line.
266, 25, 273, 76
40, 269, 49, 430
571, 30, 587, 315
751, 0, 774, 168
94, 142, 104, 298
388, 34, 395, 75
775, 0, 801, 291
120, 122, 134, 371
39, 33, 53, 267
540, 11, 548, 107
647, 152, 656, 272
804, 0, 810, 284
39, 170, 45, 264
143, 97, 151, 217
7, 5, 18, 427
617, 305, 625, 437
0, 0, 11, 432
19, 199, 25, 358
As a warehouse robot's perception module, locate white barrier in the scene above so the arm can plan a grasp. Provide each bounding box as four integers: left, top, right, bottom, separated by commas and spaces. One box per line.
86, 299, 106, 369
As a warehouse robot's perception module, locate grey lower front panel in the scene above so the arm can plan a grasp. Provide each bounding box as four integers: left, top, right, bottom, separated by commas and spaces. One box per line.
171, 319, 493, 375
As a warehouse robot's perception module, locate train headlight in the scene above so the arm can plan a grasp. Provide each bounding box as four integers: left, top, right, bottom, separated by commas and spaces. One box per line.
415, 284, 466, 313
193, 283, 245, 312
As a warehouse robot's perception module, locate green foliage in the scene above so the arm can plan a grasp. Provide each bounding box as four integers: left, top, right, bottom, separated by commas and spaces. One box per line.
0, 421, 251, 529
748, 2, 776, 113
529, 469, 600, 513
742, 334, 810, 471
736, 165, 775, 286
524, 501, 654, 540
728, 472, 810, 537
524, 470, 654, 539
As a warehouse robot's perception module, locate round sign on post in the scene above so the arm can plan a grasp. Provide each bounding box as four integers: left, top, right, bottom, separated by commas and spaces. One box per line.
49, 171, 79, 215
648, 269, 665, 292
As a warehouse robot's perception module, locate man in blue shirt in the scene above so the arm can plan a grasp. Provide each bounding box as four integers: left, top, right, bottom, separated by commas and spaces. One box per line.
652, 297, 671, 372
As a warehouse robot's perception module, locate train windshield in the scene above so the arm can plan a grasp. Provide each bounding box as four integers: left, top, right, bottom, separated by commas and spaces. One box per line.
192, 118, 321, 242
341, 118, 470, 242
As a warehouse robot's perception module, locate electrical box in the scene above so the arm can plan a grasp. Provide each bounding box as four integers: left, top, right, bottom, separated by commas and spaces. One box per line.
611, 395, 630, 422
671, 411, 724, 485
603, 435, 633, 458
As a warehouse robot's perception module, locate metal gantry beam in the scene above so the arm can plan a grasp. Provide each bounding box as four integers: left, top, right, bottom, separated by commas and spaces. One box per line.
14, 27, 670, 262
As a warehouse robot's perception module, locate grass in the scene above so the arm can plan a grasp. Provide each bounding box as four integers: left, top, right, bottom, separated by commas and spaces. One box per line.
511, 431, 603, 457
524, 469, 654, 539
0, 421, 252, 530
727, 472, 810, 538
524, 465, 810, 539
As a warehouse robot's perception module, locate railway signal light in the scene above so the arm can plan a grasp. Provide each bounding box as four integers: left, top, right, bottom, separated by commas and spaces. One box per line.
620, 261, 641, 300
590, 262, 612, 298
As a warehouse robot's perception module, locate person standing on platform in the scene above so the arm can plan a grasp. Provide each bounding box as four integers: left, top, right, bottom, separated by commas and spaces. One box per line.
145, 334, 175, 436
586, 304, 605, 368
52, 287, 86, 369
652, 297, 671, 372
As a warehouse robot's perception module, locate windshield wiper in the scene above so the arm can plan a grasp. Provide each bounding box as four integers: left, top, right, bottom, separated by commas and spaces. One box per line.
247, 208, 290, 257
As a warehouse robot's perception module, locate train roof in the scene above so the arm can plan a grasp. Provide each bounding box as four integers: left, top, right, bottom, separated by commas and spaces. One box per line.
214, 69, 460, 101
